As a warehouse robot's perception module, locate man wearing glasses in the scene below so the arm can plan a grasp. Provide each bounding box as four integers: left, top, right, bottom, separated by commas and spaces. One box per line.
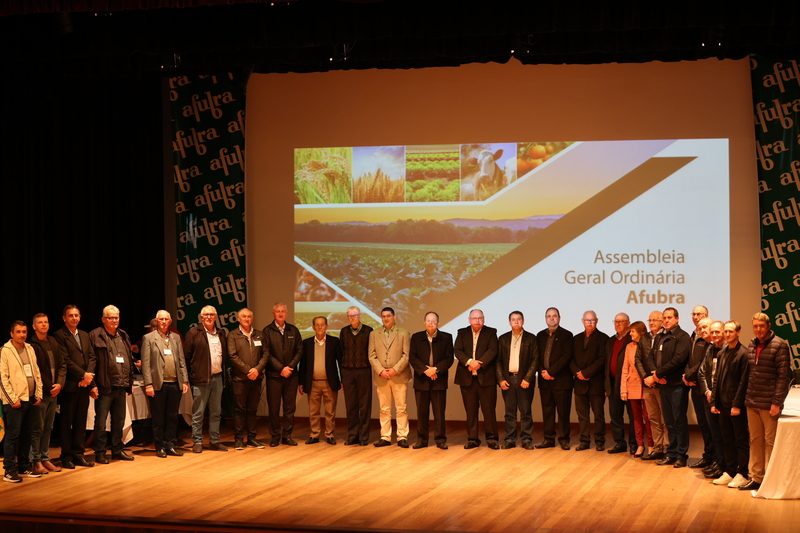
339, 306, 373, 445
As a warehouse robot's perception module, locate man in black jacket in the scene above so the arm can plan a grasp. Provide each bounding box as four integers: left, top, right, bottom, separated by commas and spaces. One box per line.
497, 311, 538, 450
605, 312, 634, 454
572, 310, 608, 451
227, 308, 268, 450
339, 306, 373, 446
536, 307, 574, 450
262, 302, 303, 447
89, 305, 136, 463
298, 316, 342, 445
683, 307, 715, 469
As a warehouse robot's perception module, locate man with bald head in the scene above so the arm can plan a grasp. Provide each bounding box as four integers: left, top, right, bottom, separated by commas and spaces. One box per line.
184, 305, 229, 453
227, 308, 268, 449
571, 310, 608, 451
683, 306, 715, 469
605, 312, 634, 454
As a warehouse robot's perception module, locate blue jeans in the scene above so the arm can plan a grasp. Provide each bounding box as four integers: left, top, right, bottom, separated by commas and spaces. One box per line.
660, 384, 689, 459
191, 374, 223, 444
30, 395, 57, 461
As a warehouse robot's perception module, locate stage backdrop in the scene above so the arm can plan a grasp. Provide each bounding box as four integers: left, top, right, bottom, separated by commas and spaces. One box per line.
751, 56, 800, 370
246, 58, 760, 421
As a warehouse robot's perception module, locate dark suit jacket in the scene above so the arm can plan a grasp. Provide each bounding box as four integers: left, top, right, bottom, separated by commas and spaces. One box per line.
298, 335, 342, 391
227, 328, 268, 382
571, 329, 609, 395
183, 325, 228, 385
536, 326, 574, 391
262, 321, 303, 378
496, 330, 538, 384
650, 325, 691, 386
409, 329, 454, 391
52, 327, 96, 393
605, 332, 631, 396
454, 326, 498, 387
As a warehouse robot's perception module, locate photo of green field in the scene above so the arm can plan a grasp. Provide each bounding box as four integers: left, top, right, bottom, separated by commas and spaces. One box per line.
405, 145, 460, 202
295, 241, 517, 322
294, 147, 352, 204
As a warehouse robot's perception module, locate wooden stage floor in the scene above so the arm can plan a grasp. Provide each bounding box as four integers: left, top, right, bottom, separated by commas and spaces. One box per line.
1, 420, 798, 532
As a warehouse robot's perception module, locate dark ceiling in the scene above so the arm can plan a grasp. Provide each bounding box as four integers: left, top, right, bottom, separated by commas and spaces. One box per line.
2, 1, 799, 78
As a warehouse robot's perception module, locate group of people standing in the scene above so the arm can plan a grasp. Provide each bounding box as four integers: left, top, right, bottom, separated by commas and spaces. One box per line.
1, 301, 792, 496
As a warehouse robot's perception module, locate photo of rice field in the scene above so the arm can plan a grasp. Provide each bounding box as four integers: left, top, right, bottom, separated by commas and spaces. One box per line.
352, 145, 405, 203
294, 147, 352, 204
295, 241, 517, 323
405, 145, 460, 202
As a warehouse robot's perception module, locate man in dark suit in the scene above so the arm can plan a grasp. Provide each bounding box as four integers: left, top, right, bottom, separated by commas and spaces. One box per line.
184, 305, 229, 453
497, 310, 538, 450
339, 306, 373, 446
605, 312, 634, 454
227, 307, 268, 450
298, 316, 342, 445
536, 307, 574, 450
454, 309, 499, 449
409, 311, 454, 449
571, 310, 609, 451
52, 304, 97, 469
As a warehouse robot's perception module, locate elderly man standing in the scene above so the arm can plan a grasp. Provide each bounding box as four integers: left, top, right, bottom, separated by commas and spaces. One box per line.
228, 308, 268, 450
497, 311, 538, 450
89, 305, 136, 463
141, 310, 189, 458
299, 316, 342, 445
184, 305, 228, 453
455, 309, 499, 450
339, 306, 373, 446
684, 306, 715, 469
638, 310, 668, 460
739, 312, 791, 491
262, 302, 303, 447
369, 307, 411, 448
606, 312, 634, 454
572, 310, 608, 451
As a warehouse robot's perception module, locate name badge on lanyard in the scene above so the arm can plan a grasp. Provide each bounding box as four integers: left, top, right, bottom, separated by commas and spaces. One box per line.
254, 340, 262, 347
23, 364, 33, 378
116, 354, 125, 364
164, 348, 173, 355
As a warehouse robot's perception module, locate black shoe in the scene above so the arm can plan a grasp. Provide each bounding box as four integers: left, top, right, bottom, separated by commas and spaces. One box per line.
535, 441, 555, 449
704, 467, 723, 479
657, 456, 678, 465
247, 438, 266, 449
156, 449, 167, 458
326, 437, 337, 445
595, 444, 605, 451
607, 445, 627, 454
359, 440, 369, 446
412, 441, 428, 449
192, 443, 203, 453
739, 480, 761, 491
209, 442, 228, 452
305, 437, 320, 444
642, 451, 664, 461
522, 441, 534, 450
703, 462, 720, 475
234, 439, 245, 450
374, 439, 391, 447
397, 439, 409, 448
61, 460, 75, 470
436, 442, 448, 450
464, 440, 480, 449
689, 457, 712, 469
165, 447, 184, 456
502, 441, 516, 449
269, 439, 280, 448
487, 441, 500, 450
673, 458, 687, 468
345, 438, 359, 446
73, 455, 94, 467
575, 443, 590, 451
281, 438, 298, 446
559, 442, 570, 450
112, 451, 135, 461
94, 453, 109, 465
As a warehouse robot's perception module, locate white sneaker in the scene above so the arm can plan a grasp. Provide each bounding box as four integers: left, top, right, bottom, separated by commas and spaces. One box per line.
713, 472, 733, 485
727, 473, 749, 488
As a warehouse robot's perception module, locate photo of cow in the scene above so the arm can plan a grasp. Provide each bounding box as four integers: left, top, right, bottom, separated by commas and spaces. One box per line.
459, 142, 517, 201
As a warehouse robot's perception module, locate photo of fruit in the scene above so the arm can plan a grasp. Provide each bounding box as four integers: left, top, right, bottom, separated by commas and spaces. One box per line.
294, 147, 352, 204
352, 145, 405, 203
516, 141, 572, 177
405, 145, 460, 202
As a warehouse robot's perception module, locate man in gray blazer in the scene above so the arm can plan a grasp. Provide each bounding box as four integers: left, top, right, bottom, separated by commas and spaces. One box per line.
140, 310, 189, 458
369, 307, 411, 448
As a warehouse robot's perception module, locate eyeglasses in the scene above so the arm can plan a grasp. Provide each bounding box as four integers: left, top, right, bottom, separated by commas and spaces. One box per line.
104, 316, 120, 321
347, 313, 360, 318
201, 313, 216, 318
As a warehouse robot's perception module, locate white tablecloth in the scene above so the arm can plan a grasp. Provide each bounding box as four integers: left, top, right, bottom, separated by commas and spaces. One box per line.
755, 386, 800, 499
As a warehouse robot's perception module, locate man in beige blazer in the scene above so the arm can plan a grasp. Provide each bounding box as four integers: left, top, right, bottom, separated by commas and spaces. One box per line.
369, 307, 411, 448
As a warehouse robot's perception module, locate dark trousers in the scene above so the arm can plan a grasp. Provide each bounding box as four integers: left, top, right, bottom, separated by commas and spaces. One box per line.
341, 368, 372, 443
58, 388, 90, 460
540, 382, 572, 444
460, 380, 498, 443
148, 381, 181, 450
414, 387, 447, 444
501, 375, 534, 443
93, 387, 127, 455
690, 386, 715, 461
661, 383, 689, 459
608, 379, 635, 449
266, 375, 298, 439
719, 409, 750, 477
233, 379, 263, 440
574, 389, 606, 446
707, 407, 725, 466
3, 400, 34, 474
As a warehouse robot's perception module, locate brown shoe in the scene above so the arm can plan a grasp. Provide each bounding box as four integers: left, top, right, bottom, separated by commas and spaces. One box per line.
33, 462, 49, 475
42, 460, 61, 472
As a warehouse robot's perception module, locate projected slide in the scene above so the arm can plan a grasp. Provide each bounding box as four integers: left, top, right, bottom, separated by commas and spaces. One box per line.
293, 139, 729, 333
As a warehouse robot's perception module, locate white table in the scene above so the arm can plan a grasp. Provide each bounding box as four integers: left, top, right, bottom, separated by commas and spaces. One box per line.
755, 386, 800, 499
